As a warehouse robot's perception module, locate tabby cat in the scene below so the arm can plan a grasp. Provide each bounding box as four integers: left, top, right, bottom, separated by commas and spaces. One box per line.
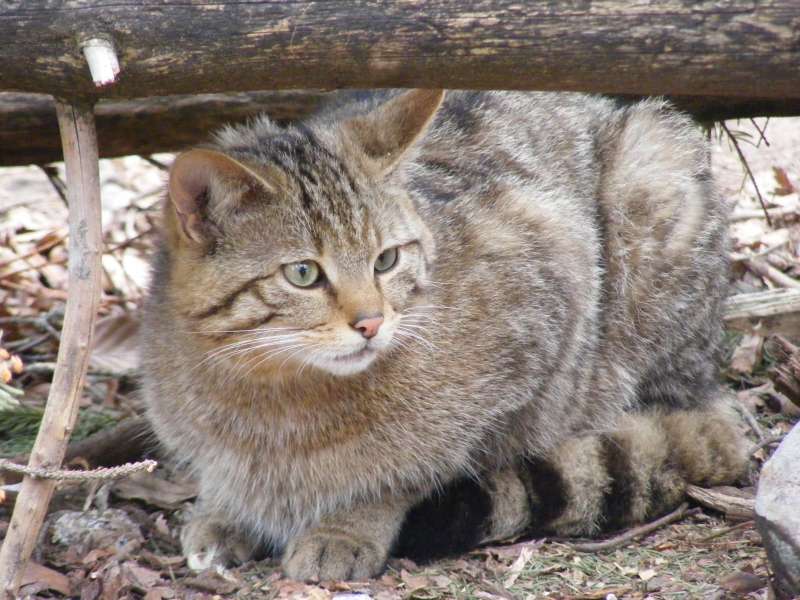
141, 90, 749, 581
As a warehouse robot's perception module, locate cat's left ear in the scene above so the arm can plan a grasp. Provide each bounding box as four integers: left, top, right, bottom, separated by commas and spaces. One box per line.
167, 148, 276, 246
343, 89, 445, 174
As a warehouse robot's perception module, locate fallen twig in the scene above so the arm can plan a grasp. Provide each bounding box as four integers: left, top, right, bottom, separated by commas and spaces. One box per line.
721, 121, 772, 227
686, 485, 755, 520
0, 231, 67, 271
21, 361, 136, 380
698, 520, 754, 543
37, 165, 68, 205
750, 433, 787, 456
567, 503, 697, 552
730, 206, 797, 222
0, 227, 152, 282
734, 402, 767, 441
743, 258, 800, 289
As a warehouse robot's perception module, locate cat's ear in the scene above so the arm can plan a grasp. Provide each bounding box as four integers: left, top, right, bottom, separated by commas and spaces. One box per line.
167, 149, 276, 245
344, 89, 445, 173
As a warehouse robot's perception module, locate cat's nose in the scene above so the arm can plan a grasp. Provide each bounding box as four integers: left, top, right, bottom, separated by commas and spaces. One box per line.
352, 314, 384, 339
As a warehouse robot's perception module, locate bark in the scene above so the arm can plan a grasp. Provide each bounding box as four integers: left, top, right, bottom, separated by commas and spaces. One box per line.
1, 1, 798, 100
2, 91, 800, 166
0, 91, 327, 166
724, 289, 800, 338
0, 101, 103, 598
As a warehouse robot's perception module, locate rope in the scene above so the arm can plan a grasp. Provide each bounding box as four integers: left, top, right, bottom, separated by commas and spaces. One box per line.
0, 458, 157, 481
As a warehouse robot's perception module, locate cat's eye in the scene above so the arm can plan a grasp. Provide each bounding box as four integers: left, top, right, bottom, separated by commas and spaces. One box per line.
283, 261, 322, 287
375, 247, 399, 273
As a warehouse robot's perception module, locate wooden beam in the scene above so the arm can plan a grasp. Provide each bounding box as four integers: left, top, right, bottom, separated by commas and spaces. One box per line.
0, 100, 103, 598
1, 1, 798, 100
2, 91, 800, 167
0, 91, 328, 166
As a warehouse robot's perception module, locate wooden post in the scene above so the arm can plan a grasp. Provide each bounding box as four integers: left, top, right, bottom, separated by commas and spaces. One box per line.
0, 100, 103, 597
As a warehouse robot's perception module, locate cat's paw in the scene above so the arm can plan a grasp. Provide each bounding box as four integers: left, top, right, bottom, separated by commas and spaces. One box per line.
181, 515, 257, 571
282, 528, 386, 581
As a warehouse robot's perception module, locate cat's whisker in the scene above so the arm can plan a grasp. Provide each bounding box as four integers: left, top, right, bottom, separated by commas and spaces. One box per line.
296, 345, 322, 378
394, 329, 437, 352
206, 335, 306, 362
278, 345, 315, 372
394, 322, 431, 334
187, 326, 303, 335
232, 343, 311, 381
389, 336, 416, 355
196, 335, 306, 370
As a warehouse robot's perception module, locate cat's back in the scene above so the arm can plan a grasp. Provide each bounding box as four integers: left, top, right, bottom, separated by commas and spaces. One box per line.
411, 90, 729, 406
409, 91, 617, 205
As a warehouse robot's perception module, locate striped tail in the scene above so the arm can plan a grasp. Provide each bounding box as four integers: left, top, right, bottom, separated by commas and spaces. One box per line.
392, 401, 749, 562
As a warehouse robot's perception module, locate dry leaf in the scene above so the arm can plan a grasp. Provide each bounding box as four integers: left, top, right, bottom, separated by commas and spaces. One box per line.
123, 561, 162, 590
21, 561, 72, 596
399, 569, 430, 591
637, 568, 657, 581
503, 545, 533, 587
153, 512, 171, 537
773, 167, 796, 196
144, 588, 175, 600
90, 311, 141, 372
730, 333, 764, 374
719, 570, 764, 593
112, 470, 198, 510
183, 569, 240, 595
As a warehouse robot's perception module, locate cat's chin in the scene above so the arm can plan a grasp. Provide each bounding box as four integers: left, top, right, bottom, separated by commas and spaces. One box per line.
310, 346, 380, 377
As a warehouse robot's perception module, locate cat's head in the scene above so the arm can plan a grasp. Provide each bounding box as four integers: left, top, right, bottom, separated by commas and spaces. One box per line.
162, 90, 444, 377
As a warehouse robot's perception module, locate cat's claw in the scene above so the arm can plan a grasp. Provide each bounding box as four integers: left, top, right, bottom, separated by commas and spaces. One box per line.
282, 529, 386, 581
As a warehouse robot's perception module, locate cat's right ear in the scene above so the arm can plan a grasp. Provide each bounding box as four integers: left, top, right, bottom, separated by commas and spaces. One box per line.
344, 89, 445, 174
167, 149, 275, 246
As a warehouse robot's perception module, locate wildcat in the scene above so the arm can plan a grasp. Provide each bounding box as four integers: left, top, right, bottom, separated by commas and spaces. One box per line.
141, 89, 748, 581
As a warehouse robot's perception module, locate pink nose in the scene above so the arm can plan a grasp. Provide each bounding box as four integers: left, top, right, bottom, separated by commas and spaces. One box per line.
352, 315, 384, 339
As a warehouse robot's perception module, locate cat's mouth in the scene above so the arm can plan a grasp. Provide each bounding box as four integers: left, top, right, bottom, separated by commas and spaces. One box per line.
333, 345, 375, 362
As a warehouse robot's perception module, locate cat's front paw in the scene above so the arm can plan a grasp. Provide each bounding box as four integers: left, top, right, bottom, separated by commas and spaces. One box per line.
282, 528, 386, 581
181, 514, 257, 571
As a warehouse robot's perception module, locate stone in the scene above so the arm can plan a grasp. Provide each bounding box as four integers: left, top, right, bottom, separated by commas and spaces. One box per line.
755, 422, 800, 598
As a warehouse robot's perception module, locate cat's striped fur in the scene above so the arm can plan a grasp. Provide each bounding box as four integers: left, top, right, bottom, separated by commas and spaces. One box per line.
142, 90, 749, 580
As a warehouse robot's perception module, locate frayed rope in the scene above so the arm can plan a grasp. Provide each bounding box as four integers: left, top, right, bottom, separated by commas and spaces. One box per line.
0, 458, 157, 481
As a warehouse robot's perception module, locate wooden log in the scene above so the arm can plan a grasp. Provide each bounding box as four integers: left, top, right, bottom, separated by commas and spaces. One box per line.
0, 91, 328, 166
766, 336, 800, 409
724, 289, 800, 338
0, 100, 104, 598
2, 91, 800, 167
1, 1, 799, 100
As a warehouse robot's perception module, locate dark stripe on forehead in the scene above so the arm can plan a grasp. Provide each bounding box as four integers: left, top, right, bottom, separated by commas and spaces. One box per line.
296, 124, 359, 194
263, 129, 361, 221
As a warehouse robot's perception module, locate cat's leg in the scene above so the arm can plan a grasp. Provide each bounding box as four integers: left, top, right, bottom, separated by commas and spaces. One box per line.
282, 494, 415, 581
182, 501, 260, 571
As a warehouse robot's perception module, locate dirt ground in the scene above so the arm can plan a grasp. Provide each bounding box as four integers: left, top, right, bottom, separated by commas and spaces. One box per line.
0, 112, 798, 599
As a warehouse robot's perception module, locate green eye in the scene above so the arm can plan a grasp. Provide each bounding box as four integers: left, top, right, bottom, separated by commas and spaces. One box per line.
283, 261, 321, 287
375, 247, 399, 273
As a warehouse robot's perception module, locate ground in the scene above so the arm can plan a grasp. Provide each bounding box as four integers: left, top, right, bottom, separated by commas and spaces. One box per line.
0, 114, 798, 599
